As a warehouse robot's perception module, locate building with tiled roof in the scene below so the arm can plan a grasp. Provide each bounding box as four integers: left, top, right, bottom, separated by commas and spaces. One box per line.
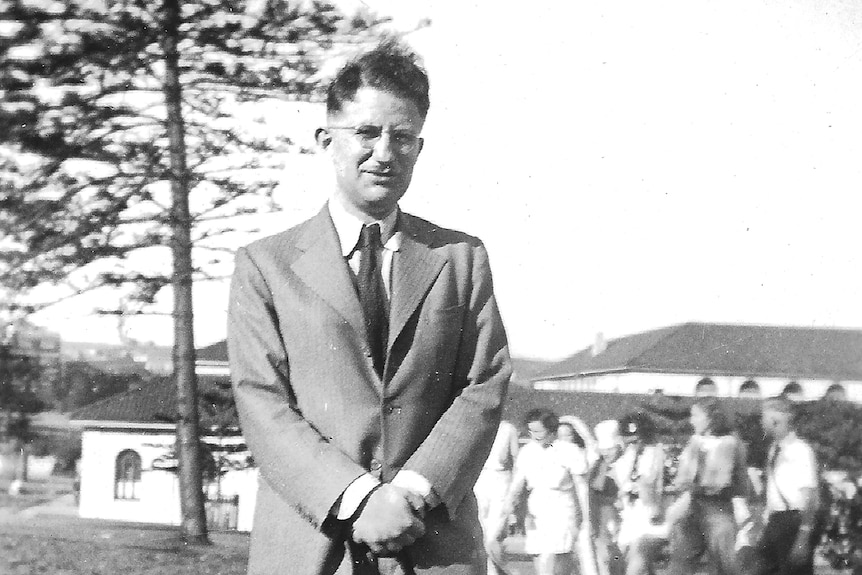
532, 322, 862, 402
70, 353, 254, 532
71, 377, 233, 429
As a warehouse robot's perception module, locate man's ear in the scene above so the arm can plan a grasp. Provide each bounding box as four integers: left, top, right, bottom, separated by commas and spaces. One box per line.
416, 137, 424, 156
315, 127, 332, 149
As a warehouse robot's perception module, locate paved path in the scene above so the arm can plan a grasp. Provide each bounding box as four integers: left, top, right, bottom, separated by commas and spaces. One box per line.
493, 535, 845, 575
17, 492, 78, 517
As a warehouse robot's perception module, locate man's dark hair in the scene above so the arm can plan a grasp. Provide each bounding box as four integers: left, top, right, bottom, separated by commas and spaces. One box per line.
524, 408, 559, 433
693, 397, 735, 436
763, 395, 799, 426
326, 39, 430, 118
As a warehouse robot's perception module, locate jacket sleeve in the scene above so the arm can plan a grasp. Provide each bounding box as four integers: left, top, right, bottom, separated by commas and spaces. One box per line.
227, 246, 367, 530
400, 242, 512, 517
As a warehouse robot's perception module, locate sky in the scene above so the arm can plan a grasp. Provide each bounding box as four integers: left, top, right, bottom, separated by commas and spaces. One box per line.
29, 0, 862, 360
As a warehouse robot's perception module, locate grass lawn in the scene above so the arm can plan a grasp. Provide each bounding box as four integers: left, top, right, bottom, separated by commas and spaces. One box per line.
0, 515, 250, 575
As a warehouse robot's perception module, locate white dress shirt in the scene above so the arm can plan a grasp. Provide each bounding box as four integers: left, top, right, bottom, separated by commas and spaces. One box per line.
765, 432, 818, 512
328, 197, 402, 300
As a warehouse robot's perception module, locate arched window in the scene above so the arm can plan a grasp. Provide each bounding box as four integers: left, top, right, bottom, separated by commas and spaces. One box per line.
115, 450, 142, 500
695, 377, 718, 397
739, 380, 761, 398
782, 381, 803, 401
823, 383, 847, 402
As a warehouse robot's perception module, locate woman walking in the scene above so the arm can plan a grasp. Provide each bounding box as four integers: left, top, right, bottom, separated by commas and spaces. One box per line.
615, 413, 667, 575
667, 397, 750, 575
587, 419, 626, 575
491, 409, 588, 575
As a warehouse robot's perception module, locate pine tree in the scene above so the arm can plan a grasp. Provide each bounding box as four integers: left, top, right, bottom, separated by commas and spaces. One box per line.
0, 0, 390, 542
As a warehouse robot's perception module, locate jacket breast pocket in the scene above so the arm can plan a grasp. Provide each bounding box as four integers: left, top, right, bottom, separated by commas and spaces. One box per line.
424, 304, 465, 330
432, 303, 465, 316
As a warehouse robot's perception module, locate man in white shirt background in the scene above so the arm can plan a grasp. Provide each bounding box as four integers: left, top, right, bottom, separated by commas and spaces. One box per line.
757, 397, 820, 575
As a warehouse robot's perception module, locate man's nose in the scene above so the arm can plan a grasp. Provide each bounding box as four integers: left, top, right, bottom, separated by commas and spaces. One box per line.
370, 133, 396, 161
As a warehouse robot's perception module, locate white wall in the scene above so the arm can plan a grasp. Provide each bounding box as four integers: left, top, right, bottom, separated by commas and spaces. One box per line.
226, 468, 257, 532
78, 429, 182, 524
78, 428, 258, 531
534, 372, 862, 401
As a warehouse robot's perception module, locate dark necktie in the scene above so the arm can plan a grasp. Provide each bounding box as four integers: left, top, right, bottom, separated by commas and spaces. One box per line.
357, 224, 388, 377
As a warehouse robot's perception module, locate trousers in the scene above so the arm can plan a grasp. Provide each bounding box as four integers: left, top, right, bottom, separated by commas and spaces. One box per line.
667, 497, 739, 575
756, 510, 815, 575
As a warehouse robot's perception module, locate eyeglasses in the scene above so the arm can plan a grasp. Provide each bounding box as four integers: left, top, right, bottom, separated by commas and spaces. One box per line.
327, 124, 422, 154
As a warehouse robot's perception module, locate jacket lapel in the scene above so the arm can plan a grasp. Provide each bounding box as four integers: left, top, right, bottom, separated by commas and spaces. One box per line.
388, 215, 447, 354
291, 206, 366, 344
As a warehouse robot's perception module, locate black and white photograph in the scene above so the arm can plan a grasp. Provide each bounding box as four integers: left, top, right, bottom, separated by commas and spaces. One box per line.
1, 1, 861, 574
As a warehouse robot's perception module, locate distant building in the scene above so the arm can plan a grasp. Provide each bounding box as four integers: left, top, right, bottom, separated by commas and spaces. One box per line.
195, 340, 229, 378
531, 323, 862, 402
62, 341, 173, 375
61, 356, 154, 411
70, 346, 255, 531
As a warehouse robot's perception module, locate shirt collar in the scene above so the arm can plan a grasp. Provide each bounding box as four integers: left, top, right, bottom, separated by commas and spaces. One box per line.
328, 198, 402, 257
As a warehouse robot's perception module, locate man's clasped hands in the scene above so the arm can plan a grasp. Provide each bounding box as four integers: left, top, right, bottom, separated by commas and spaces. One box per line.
350, 484, 428, 556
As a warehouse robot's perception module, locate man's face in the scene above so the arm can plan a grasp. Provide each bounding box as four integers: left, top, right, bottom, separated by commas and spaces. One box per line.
762, 408, 791, 440
318, 87, 425, 221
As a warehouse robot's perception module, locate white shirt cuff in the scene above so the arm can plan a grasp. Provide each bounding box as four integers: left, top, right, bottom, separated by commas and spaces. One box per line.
335, 474, 381, 520
393, 470, 441, 507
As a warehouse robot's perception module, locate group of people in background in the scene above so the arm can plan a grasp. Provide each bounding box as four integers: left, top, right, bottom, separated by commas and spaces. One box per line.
474, 396, 833, 575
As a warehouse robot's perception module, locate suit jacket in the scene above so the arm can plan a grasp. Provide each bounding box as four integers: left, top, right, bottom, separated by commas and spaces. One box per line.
227, 205, 512, 575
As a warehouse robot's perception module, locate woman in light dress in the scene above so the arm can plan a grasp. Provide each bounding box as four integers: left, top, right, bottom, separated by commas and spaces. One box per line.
491, 409, 588, 575
557, 418, 604, 575
615, 412, 668, 575
586, 420, 626, 575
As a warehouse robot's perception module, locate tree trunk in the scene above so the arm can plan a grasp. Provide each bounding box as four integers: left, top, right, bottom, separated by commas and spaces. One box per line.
161, 0, 209, 545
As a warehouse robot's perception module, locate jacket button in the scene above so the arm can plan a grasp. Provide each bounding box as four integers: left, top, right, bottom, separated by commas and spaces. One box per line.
386, 405, 402, 415
370, 459, 382, 471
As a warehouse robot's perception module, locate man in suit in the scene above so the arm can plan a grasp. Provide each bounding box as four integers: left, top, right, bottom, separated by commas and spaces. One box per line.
227, 40, 512, 575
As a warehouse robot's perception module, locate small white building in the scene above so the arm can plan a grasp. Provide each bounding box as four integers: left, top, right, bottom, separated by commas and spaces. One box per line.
532, 323, 862, 403
71, 342, 257, 531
